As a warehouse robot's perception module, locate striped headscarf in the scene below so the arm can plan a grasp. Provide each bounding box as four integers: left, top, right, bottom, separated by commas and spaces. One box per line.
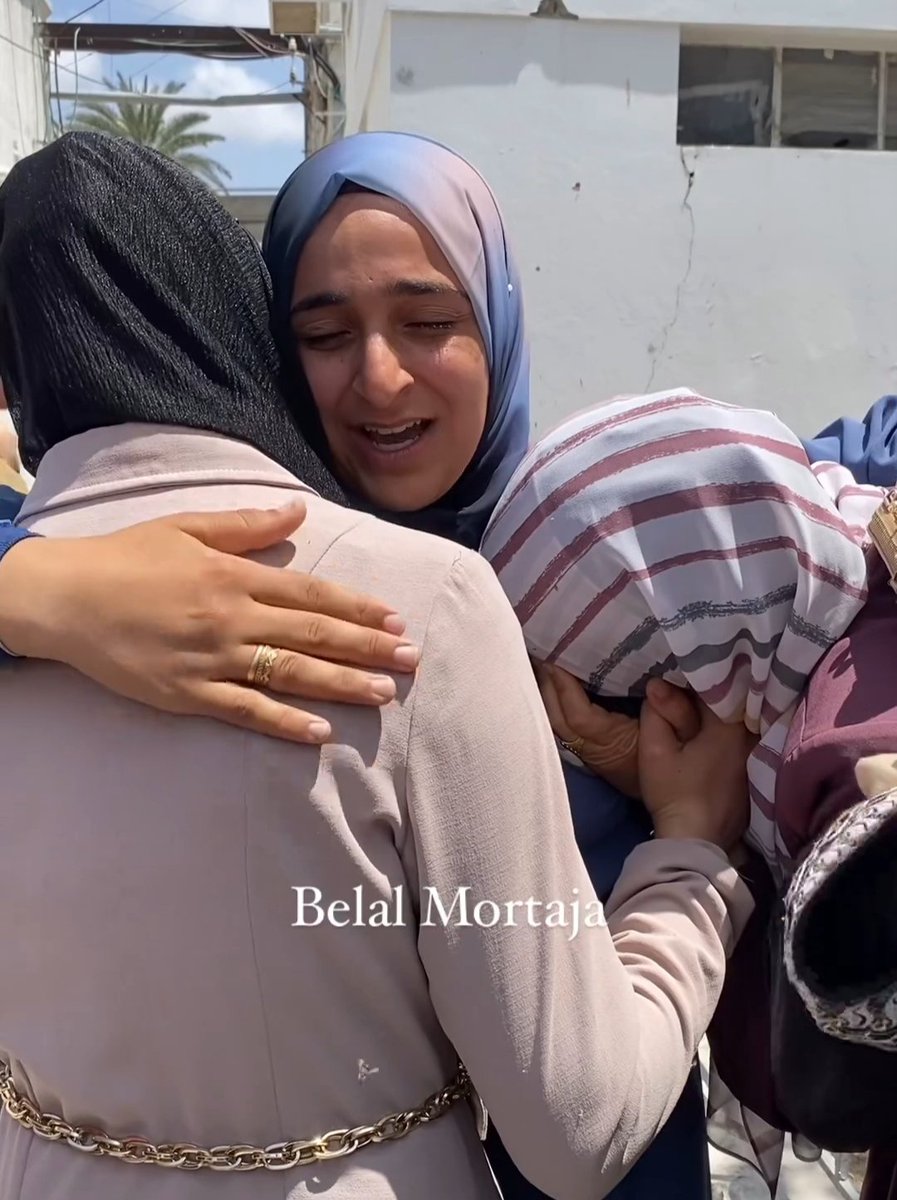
481, 388, 872, 867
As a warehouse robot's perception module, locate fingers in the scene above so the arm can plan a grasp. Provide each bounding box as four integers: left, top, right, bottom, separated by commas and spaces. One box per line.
550, 667, 606, 729
164, 502, 308, 554
551, 667, 638, 764
160, 506, 409, 637
535, 667, 578, 743
538, 665, 611, 736
536, 665, 640, 788
638, 696, 682, 762
244, 606, 420, 674
199, 682, 333, 744
244, 560, 408, 637
645, 678, 701, 743
243, 647, 400, 706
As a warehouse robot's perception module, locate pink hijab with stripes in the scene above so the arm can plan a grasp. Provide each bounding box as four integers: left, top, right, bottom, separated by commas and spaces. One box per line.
481, 389, 872, 869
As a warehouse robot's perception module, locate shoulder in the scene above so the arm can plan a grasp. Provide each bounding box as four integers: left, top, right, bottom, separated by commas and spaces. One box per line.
298, 498, 508, 646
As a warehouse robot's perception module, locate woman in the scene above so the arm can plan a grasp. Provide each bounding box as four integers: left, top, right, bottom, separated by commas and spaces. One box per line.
0, 130, 887, 737
259, 129, 720, 1199
0, 128, 887, 1195
479, 389, 894, 1191
262, 130, 528, 549
0, 131, 754, 1200
0, 128, 719, 1196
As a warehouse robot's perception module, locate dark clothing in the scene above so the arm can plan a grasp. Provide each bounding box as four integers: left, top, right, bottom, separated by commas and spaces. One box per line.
0, 131, 343, 503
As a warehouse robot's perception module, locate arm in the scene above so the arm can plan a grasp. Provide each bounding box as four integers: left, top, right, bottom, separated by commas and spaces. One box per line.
405, 551, 753, 1200
0, 503, 419, 743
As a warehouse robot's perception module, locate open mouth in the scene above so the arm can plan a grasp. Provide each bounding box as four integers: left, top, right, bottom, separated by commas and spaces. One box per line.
360, 419, 433, 453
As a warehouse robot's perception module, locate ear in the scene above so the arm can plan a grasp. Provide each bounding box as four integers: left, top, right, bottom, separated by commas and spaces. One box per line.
855, 754, 897, 800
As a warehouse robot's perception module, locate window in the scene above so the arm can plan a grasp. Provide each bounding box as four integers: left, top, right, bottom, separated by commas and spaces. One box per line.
677, 46, 773, 146
781, 49, 879, 149
887, 57, 897, 148
679, 43, 897, 152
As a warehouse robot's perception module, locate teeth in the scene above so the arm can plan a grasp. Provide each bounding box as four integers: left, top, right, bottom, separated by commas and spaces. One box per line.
363, 421, 423, 435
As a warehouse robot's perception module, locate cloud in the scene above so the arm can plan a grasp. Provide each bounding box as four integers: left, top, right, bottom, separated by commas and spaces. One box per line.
187, 60, 304, 145
177, 0, 272, 24
51, 52, 111, 103
53, 57, 303, 149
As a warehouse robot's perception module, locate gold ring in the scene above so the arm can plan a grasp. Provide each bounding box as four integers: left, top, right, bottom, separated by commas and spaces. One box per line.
248, 643, 281, 689
558, 735, 585, 757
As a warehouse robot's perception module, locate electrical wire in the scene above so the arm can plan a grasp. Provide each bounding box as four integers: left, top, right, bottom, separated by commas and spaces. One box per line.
64, 0, 105, 23
55, 0, 185, 75
0, 28, 110, 90
135, 51, 172, 74
69, 26, 82, 128
147, 0, 187, 23
52, 45, 64, 131
311, 44, 340, 94
1, 20, 320, 136
234, 27, 295, 59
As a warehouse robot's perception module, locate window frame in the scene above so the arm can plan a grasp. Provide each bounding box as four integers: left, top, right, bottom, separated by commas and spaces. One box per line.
678, 39, 895, 151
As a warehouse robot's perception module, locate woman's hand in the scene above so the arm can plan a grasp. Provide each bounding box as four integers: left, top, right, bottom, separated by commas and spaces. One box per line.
0, 501, 420, 744
536, 665, 699, 799
639, 679, 753, 851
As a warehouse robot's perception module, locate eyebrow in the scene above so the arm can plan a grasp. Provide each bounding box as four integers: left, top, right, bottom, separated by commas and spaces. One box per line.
290, 278, 468, 316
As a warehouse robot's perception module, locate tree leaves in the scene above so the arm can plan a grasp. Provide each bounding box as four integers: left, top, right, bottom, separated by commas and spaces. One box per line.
70, 73, 231, 192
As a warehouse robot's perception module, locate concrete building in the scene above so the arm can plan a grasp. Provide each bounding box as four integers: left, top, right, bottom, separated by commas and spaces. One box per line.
218, 191, 278, 243
0, 0, 51, 183
312, 0, 897, 438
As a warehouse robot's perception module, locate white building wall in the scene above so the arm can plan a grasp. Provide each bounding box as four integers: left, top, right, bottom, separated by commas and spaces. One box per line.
344, 3, 897, 438
387, 0, 897, 39
0, 0, 50, 182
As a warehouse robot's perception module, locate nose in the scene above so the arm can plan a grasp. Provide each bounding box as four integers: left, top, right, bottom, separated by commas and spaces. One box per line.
353, 334, 413, 410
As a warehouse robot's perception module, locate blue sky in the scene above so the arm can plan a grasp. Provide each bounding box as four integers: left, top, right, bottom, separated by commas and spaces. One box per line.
51, 0, 305, 189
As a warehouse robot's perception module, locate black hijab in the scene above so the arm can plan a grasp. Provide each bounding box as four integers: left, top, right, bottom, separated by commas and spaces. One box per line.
0, 131, 345, 504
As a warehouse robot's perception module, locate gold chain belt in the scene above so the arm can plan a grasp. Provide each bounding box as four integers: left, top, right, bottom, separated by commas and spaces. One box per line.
0, 1060, 470, 1172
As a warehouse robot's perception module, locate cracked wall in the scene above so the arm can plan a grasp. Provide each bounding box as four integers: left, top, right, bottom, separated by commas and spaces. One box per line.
380, 10, 897, 436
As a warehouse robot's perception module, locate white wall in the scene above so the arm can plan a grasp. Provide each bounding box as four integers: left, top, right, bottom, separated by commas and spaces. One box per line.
347, 6, 897, 438
388, 0, 897, 38
344, 0, 391, 132
0, 0, 50, 182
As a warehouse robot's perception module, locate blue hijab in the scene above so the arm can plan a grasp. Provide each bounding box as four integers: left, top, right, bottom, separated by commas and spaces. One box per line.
802, 394, 897, 485
263, 131, 531, 548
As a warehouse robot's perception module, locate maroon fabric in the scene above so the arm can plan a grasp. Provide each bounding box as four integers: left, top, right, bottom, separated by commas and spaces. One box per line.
710, 556, 897, 1176
777, 554, 897, 855
864, 1150, 897, 1200
707, 849, 788, 1129
773, 557, 897, 1190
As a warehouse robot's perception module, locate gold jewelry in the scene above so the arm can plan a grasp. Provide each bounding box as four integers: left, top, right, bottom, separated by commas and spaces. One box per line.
0, 1059, 470, 1172
870, 488, 897, 594
558, 735, 585, 757
247, 643, 280, 688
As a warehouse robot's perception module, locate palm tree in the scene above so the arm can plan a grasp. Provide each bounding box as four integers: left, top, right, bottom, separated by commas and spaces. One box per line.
69, 74, 231, 192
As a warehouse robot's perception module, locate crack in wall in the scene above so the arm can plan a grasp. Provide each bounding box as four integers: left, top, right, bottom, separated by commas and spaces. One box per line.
645, 146, 698, 391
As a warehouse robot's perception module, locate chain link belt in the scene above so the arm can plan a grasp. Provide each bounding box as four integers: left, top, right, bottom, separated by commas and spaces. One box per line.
0, 1060, 471, 1171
